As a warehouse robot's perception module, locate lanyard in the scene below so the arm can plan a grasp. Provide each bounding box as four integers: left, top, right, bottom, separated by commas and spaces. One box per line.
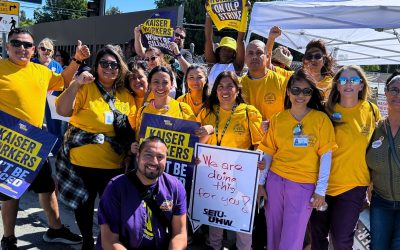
215, 104, 237, 146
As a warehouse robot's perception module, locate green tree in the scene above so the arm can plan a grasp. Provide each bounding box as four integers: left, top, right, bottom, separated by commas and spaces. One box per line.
154, 0, 271, 55
33, 0, 87, 24
106, 6, 122, 15
19, 10, 34, 27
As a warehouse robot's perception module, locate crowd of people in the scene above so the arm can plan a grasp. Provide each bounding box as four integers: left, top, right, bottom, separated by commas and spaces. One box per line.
0, 4, 399, 250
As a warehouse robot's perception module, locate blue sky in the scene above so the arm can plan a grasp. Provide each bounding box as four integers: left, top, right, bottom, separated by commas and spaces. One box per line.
17, 0, 157, 19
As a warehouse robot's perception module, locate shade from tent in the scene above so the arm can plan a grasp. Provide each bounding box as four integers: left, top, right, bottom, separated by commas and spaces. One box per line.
247, 0, 400, 65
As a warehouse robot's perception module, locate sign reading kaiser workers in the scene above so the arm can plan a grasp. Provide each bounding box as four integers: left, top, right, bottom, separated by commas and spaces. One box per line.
0, 111, 57, 199
140, 11, 177, 55
206, 0, 248, 32
138, 113, 200, 190
190, 143, 261, 233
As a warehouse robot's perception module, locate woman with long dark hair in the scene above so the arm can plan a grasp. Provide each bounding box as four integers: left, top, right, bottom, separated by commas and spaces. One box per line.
258, 69, 337, 250
177, 64, 209, 116
56, 45, 135, 249
197, 71, 263, 250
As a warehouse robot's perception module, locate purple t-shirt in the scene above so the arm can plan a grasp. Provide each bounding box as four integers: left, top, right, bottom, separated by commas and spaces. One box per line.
96, 172, 186, 249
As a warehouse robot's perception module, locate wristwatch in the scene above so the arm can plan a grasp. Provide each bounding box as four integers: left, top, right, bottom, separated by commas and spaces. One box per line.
72, 57, 83, 65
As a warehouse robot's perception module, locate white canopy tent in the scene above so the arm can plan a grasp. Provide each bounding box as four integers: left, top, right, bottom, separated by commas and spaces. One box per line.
247, 0, 400, 65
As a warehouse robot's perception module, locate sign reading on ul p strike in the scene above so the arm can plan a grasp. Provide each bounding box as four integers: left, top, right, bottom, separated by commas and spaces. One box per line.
0, 110, 57, 199
138, 113, 200, 190
190, 143, 261, 233
0, 1, 20, 32
206, 0, 248, 32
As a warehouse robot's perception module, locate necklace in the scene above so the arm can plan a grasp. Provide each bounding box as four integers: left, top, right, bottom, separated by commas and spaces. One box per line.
289, 108, 310, 122
189, 93, 202, 106
215, 104, 237, 146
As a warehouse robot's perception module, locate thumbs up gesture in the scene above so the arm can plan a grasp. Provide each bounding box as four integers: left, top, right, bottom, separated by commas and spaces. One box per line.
74, 40, 91, 61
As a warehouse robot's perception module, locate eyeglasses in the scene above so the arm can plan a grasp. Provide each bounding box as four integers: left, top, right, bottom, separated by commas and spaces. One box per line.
39, 46, 52, 53
144, 56, 158, 62
304, 53, 323, 61
99, 60, 119, 70
289, 87, 313, 96
385, 87, 400, 96
338, 76, 362, 85
174, 33, 186, 39
9, 39, 34, 49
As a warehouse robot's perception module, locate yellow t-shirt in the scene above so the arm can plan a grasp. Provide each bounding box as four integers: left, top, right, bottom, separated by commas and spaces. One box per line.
259, 109, 337, 184
177, 93, 204, 116
274, 66, 294, 81
62, 82, 137, 169
317, 75, 333, 103
136, 99, 196, 138
134, 92, 154, 109
240, 70, 287, 121
196, 103, 263, 150
327, 100, 381, 196
0, 60, 64, 128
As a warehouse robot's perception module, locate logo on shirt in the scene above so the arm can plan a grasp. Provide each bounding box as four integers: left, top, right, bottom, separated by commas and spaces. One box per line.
263, 93, 276, 104
308, 134, 317, 147
160, 199, 173, 211
233, 123, 245, 135
361, 125, 371, 137
18, 123, 27, 131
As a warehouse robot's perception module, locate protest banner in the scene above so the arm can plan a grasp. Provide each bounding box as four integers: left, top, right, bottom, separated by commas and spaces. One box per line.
206, 0, 248, 32
140, 11, 177, 55
376, 94, 388, 118
0, 110, 57, 199
138, 113, 200, 189
189, 143, 261, 233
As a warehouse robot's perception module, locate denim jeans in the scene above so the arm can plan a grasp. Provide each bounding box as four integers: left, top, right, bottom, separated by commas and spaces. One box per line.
370, 191, 400, 250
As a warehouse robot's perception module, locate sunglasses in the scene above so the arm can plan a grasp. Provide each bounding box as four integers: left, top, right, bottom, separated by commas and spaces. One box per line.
39, 46, 52, 53
9, 39, 34, 48
144, 56, 158, 62
174, 33, 186, 39
385, 87, 400, 96
290, 87, 313, 96
304, 53, 323, 61
99, 60, 119, 70
338, 76, 362, 85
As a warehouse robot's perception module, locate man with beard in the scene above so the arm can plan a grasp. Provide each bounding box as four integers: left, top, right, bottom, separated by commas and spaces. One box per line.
96, 136, 187, 250
240, 40, 287, 131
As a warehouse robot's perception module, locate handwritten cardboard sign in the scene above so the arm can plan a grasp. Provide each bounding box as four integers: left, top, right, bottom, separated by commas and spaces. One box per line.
189, 143, 261, 233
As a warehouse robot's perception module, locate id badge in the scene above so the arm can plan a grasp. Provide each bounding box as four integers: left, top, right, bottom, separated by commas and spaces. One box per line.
293, 135, 309, 147
104, 111, 114, 124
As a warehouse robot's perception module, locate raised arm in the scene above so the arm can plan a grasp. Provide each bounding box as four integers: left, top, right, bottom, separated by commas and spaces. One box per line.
56, 71, 94, 117
204, 13, 217, 64
61, 40, 91, 88
134, 25, 146, 58
265, 26, 282, 69
170, 42, 190, 73
233, 31, 245, 73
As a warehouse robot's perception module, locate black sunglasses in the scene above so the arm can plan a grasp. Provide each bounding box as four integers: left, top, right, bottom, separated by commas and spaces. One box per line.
175, 33, 185, 39
9, 39, 34, 49
99, 60, 119, 70
144, 56, 157, 62
304, 53, 323, 61
39, 46, 52, 53
290, 87, 313, 96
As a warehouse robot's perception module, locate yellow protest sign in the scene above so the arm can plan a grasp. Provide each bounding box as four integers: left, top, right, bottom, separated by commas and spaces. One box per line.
206, 0, 248, 32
